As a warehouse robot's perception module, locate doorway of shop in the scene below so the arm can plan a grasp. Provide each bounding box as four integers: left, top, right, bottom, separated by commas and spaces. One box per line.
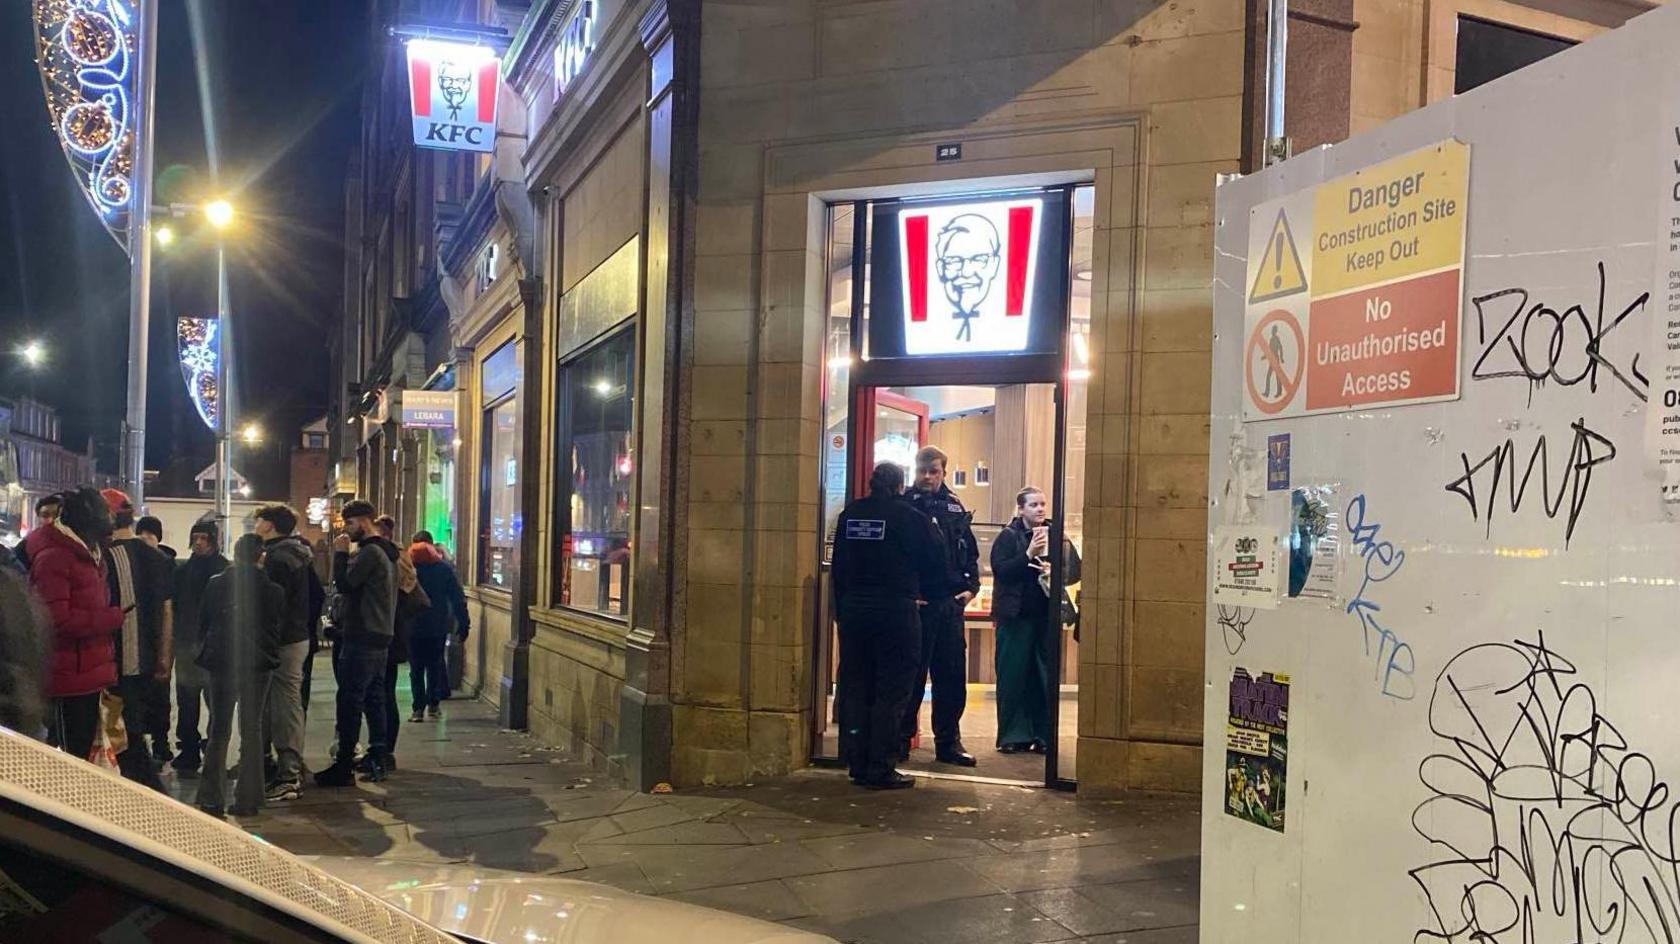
813, 382, 1086, 787
809, 182, 1094, 790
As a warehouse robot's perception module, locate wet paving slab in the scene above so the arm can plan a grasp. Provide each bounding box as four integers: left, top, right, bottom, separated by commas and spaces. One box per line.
172, 655, 1200, 942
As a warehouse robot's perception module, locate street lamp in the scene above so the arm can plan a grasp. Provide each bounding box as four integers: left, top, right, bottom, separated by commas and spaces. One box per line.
17, 341, 45, 368
154, 225, 175, 247
241, 424, 261, 445
204, 199, 234, 230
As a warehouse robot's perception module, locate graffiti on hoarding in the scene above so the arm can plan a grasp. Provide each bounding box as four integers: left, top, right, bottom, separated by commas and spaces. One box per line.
1469, 261, 1649, 402
1345, 494, 1415, 700
1411, 633, 1680, 943
1444, 417, 1616, 547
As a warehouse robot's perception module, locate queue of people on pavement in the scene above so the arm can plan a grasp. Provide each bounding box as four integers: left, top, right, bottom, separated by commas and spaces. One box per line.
0, 488, 469, 818
830, 446, 1080, 789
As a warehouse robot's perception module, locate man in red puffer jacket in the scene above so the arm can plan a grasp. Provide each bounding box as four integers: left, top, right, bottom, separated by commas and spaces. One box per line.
30, 487, 124, 760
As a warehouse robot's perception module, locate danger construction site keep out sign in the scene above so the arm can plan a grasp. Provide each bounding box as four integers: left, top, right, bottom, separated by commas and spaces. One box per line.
1242, 140, 1470, 421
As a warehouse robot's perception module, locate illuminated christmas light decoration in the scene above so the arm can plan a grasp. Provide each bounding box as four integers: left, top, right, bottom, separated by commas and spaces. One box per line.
177, 317, 221, 430
33, 0, 137, 251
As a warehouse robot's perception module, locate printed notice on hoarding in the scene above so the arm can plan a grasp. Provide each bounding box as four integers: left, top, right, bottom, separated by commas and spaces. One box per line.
1243, 141, 1470, 421
1212, 525, 1282, 609
1648, 110, 1680, 512
1226, 668, 1288, 833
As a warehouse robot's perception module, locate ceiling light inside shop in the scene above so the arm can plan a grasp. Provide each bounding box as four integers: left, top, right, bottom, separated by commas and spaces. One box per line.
593, 379, 612, 397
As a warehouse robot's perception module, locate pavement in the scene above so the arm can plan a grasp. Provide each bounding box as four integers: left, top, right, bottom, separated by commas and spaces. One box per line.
165, 653, 1201, 944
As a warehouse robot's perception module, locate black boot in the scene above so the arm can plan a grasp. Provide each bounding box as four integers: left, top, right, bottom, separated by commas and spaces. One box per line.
313, 760, 356, 788
936, 742, 978, 767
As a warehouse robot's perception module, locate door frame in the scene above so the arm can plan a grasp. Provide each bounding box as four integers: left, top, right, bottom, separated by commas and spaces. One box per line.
809, 186, 1080, 791
850, 388, 930, 498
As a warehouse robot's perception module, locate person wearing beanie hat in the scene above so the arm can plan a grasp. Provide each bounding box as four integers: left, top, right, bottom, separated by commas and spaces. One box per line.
101, 489, 173, 791
170, 517, 227, 776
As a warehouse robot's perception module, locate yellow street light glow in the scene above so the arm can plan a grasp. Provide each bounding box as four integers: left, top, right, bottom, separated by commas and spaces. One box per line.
204, 199, 235, 229
241, 424, 262, 444
155, 225, 175, 247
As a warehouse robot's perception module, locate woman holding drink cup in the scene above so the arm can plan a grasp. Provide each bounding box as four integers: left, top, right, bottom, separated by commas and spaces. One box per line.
989, 486, 1081, 754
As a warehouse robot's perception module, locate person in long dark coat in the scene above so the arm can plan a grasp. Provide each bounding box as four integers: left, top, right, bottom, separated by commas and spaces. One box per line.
990, 486, 1081, 754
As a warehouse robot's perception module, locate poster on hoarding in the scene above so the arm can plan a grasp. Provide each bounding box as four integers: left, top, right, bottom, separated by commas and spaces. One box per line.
1225, 668, 1289, 833
1212, 525, 1282, 609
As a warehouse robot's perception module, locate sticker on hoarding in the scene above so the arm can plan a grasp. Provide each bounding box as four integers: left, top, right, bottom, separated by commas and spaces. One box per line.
1267, 434, 1291, 491
1289, 483, 1343, 605
1212, 525, 1281, 609
1226, 668, 1288, 833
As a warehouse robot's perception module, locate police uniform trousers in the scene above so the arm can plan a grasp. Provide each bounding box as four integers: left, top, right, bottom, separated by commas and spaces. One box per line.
836, 595, 922, 782
899, 596, 968, 749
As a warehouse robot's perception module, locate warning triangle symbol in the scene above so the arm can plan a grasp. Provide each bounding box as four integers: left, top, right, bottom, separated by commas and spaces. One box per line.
1249, 209, 1309, 304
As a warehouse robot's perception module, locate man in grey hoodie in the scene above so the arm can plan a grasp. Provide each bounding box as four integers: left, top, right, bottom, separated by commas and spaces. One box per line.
314, 500, 397, 787
255, 503, 321, 801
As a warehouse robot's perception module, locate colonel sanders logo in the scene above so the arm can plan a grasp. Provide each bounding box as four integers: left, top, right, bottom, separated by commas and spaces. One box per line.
899, 199, 1041, 355
437, 59, 473, 121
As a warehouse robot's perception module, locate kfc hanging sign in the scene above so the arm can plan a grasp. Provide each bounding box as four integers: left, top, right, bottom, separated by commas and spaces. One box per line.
407, 40, 501, 153
869, 191, 1070, 362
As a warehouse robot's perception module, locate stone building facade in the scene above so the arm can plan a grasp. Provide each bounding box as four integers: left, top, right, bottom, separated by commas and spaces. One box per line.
336, 0, 1648, 794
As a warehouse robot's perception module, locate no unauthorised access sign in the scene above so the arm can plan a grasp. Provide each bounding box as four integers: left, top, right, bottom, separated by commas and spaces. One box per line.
1241, 140, 1470, 421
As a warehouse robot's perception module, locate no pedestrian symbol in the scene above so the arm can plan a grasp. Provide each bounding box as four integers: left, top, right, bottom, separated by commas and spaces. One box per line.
1246, 310, 1304, 415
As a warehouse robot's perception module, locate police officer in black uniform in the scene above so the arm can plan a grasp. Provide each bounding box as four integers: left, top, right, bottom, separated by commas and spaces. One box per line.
900, 445, 981, 766
831, 462, 946, 790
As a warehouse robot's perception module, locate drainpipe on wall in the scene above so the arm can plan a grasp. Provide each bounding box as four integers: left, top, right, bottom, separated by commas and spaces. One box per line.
1265, 0, 1292, 166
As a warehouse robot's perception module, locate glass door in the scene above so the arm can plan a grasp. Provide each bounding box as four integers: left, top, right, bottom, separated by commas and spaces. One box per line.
811, 185, 1091, 790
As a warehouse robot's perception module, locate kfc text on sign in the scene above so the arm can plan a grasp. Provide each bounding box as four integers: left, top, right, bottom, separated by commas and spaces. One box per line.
407, 40, 501, 154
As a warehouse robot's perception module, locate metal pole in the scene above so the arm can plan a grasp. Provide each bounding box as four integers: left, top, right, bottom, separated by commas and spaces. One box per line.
215, 243, 232, 554
1263, 0, 1290, 166
122, 0, 161, 503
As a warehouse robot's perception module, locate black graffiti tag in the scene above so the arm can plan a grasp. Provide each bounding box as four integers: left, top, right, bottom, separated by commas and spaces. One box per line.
1470, 261, 1650, 402
1444, 418, 1616, 547
1411, 633, 1680, 943
1218, 605, 1255, 656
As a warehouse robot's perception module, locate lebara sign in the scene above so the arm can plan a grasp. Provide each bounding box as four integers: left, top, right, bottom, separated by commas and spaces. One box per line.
406, 40, 500, 153
401, 390, 457, 430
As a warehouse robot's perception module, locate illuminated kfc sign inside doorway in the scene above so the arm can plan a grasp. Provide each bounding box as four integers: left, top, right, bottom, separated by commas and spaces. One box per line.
868, 189, 1071, 364
407, 40, 501, 153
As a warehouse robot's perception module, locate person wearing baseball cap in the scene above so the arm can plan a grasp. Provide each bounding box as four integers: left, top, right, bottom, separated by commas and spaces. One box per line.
100, 488, 174, 791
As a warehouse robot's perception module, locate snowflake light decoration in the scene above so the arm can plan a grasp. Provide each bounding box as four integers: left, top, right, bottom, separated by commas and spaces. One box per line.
34, 0, 137, 251
178, 317, 221, 430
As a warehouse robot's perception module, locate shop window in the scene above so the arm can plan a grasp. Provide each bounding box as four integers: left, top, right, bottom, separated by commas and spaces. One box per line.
553, 327, 635, 617
478, 341, 519, 588
1454, 16, 1574, 94
476, 242, 500, 294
